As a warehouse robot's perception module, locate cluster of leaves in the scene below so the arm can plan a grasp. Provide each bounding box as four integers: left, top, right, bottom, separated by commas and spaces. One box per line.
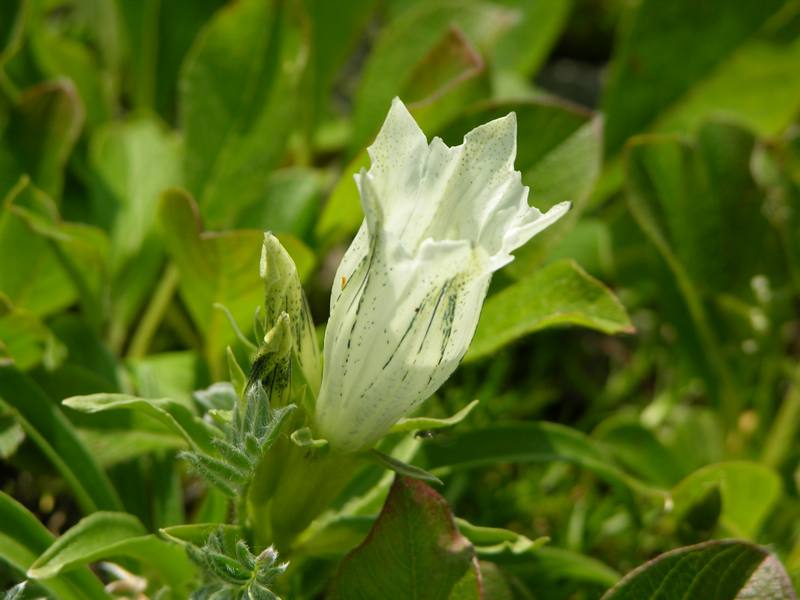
0, 0, 799, 598
184, 528, 287, 600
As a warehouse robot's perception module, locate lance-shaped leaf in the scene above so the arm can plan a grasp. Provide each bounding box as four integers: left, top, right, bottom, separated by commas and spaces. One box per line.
329, 476, 481, 600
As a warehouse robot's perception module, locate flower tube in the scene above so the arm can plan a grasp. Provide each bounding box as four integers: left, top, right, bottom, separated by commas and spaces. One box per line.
315, 98, 570, 452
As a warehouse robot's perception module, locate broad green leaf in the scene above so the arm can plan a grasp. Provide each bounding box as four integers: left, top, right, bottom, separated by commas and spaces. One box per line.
232, 168, 322, 241
28, 0, 122, 127
466, 260, 633, 361
3, 180, 108, 329
655, 37, 800, 138
0, 80, 83, 199
594, 417, 686, 487
63, 393, 216, 455
329, 476, 480, 600
391, 400, 479, 433
0, 365, 122, 513
419, 422, 656, 498
78, 428, 183, 468
117, 0, 226, 118
670, 462, 781, 540
128, 350, 206, 406
489, 0, 572, 79
89, 117, 182, 343
179, 0, 305, 228
159, 189, 313, 376
302, 0, 377, 132
0, 492, 108, 600
28, 512, 195, 592
348, 0, 505, 153
601, 540, 795, 600
0, 294, 65, 370
602, 0, 789, 153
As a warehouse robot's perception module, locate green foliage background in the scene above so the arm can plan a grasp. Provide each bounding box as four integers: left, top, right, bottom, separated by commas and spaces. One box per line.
1, 0, 800, 597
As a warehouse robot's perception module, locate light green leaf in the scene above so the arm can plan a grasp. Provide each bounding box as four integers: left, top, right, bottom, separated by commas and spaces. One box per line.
466, 260, 633, 362
455, 518, 547, 558
670, 462, 781, 540
391, 400, 479, 433
158, 188, 313, 377
0, 492, 108, 600
602, 0, 790, 153
370, 449, 443, 486
0, 365, 122, 514
63, 393, 216, 455
0, 294, 65, 371
601, 540, 795, 600
28, 512, 195, 592
179, 0, 305, 228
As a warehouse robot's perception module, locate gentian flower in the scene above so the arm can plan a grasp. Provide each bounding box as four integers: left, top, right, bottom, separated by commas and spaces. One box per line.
314, 98, 570, 452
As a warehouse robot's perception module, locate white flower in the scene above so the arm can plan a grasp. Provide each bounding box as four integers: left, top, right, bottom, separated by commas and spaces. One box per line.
314, 98, 570, 452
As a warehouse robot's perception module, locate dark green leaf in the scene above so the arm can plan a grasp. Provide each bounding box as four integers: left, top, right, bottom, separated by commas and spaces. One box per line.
329, 476, 479, 600
601, 540, 795, 599
0, 365, 122, 513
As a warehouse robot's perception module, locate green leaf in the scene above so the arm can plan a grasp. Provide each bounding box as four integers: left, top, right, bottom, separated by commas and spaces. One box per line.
601, 540, 795, 600
488, 0, 572, 79
158, 188, 313, 377
594, 416, 686, 488
506, 545, 621, 588
602, 0, 790, 153
370, 449, 443, 486
28, 0, 122, 128
0, 80, 84, 199
455, 518, 547, 559
329, 476, 479, 600
88, 116, 182, 339
391, 400, 479, 433
466, 260, 633, 362
27, 512, 195, 592
0, 0, 27, 70
179, 0, 305, 228
670, 462, 782, 540
63, 393, 216, 455
420, 422, 656, 498
0, 365, 122, 514
0, 294, 65, 371
349, 1, 502, 154
0, 413, 24, 458
0, 492, 108, 600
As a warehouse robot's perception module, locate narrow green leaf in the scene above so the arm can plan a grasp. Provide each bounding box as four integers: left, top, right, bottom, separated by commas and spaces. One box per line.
420, 422, 659, 498
391, 400, 479, 433
370, 449, 443, 486
0, 492, 108, 600
0, 365, 122, 513
63, 393, 216, 455
28, 512, 195, 592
